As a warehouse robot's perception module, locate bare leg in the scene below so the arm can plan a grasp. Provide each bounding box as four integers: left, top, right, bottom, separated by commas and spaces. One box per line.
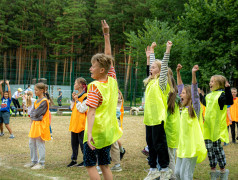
117, 139, 122, 148
100, 165, 113, 180
0, 123, 3, 133
5, 124, 13, 134
86, 166, 101, 180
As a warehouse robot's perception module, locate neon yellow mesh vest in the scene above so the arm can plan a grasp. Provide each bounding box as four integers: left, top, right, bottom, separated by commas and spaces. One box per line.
199, 107, 204, 135
165, 103, 180, 148
177, 107, 207, 163
83, 76, 123, 149
204, 91, 229, 143
144, 79, 170, 126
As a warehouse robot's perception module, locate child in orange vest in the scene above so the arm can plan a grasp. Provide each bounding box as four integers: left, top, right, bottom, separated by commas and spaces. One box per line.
228, 88, 238, 143
67, 77, 88, 167
24, 83, 51, 170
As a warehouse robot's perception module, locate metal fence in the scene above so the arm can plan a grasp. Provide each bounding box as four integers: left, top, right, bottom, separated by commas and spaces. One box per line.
0, 55, 196, 107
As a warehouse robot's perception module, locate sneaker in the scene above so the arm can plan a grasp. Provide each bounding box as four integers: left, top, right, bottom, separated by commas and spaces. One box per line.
0, 132, 4, 137
67, 160, 77, 167
24, 162, 37, 168
31, 163, 45, 170
220, 169, 229, 180
160, 169, 172, 180
9, 134, 15, 139
19, 114, 23, 117
120, 148, 126, 160
223, 142, 229, 146
142, 148, 149, 157
144, 169, 161, 180
236, 136, 238, 140
51, 136, 53, 140
77, 161, 84, 167
210, 170, 220, 180
96, 166, 102, 175
111, 164, 122, 172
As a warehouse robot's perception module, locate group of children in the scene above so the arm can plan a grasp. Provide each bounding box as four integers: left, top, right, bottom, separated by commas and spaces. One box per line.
0, 19, 237, 180
142, 40, 235, 180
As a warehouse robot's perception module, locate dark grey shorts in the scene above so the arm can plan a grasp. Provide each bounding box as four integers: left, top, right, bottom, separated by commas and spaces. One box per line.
0, 111, 10, 124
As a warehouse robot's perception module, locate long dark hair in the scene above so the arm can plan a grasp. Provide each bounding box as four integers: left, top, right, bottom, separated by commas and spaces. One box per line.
167, 68, 179, 114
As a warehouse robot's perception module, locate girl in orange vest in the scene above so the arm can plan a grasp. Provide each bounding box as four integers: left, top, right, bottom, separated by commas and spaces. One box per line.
24, 83, 51, 170
67, 77, 88, 167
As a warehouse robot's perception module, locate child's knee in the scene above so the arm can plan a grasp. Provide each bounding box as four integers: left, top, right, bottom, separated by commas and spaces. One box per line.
174, 168, 180, 179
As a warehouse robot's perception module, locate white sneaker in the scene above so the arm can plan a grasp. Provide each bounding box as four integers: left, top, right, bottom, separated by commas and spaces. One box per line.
111, 164, 122, 172
96, 166, 102, 175
0, 132, 4, 136
31, 163, 45, 170
24, 162, 37, 168
9, 134, 15, 139
160, 168, 172, 180
144, 169, 161, 180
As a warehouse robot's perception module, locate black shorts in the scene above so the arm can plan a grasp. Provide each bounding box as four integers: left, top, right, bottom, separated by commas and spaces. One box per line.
83, 143, 111, 167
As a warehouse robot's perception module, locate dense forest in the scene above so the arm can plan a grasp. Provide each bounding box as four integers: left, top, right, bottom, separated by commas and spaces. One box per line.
0, 0, 237, 100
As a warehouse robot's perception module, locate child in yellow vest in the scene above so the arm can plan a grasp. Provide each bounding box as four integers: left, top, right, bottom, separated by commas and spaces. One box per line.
83, 20, 122, 180
164, 68, 180, 180
143, 41, 173, 180
175, 64, 207, 180
228, 88, 238, 143
200, 75, 233, 180
24, 83, 51, 170
67, 77, 88, 167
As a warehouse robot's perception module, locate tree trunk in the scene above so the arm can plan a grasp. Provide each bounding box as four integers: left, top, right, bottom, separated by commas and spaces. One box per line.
3, 51, 7, 80
124, 50, 131, 100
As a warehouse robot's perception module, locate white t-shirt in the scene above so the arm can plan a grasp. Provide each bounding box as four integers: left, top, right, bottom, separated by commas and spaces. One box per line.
12, 91, 21, 99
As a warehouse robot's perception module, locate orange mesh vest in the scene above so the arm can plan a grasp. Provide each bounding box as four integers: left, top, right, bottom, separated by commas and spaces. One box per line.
28, 98, 51, 141
230, 98, 238, 122
69, 93, 87, 133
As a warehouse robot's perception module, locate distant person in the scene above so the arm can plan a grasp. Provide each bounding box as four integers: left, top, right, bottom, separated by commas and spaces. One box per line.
12, 88, 23, 116
57, 88, 62, 107
0, 80, 15, 138
24, 85, 33, 94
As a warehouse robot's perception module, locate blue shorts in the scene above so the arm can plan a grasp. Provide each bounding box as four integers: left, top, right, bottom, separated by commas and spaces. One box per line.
0, 111, 10, 124
83, 143, 111, 167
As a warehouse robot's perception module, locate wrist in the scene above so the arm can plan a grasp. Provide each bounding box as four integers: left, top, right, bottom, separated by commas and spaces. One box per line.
103, 33, 109, 36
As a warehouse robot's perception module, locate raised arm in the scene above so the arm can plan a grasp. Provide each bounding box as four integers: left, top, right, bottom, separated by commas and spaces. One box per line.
102, 20, 111, 56
0, 80, 3, 97
176, 64, 183, 96
5, 80, 11, 100
159, 41, 172, 93
145, 46, 151, 76
191, 65, 200, 118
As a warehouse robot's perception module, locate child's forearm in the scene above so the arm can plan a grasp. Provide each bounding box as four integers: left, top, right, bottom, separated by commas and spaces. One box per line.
104, 34, 111, 56
159, 53, 169, 92
177, 71, 182, 85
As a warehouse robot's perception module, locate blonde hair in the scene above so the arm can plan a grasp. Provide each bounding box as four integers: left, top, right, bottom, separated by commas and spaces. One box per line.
26, 91, 33, 107
75, 77, 87, 92
143, 60, 174, 93
212, 75, 227, 90
91, 53, 113, 74
231, 87, 237, 91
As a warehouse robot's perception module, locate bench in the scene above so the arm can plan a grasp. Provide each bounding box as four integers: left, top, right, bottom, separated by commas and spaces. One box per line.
13, 108, 23, 116
57, 108, 72, 115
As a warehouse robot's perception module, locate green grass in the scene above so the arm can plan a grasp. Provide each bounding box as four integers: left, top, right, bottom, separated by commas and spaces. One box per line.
0, 115, 238, 180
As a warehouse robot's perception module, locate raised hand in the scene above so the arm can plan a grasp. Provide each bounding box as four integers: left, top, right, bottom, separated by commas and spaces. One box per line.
101, 20, 109, 34
151, 42, 157, 49
192, 65, 199, 73
0, 80, 3, 84
225, 81, 230, 87
176, 64, 182, 72
166, 41, 173, 53
145, 46, 151, 59
5, 80, 10, 84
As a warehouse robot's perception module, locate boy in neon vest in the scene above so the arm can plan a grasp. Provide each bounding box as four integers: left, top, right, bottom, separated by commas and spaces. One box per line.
83, 20, 122, 180
200, 75, 233, 180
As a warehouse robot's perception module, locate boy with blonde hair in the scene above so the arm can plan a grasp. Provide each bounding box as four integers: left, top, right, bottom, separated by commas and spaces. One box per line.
83, 20, 122, 180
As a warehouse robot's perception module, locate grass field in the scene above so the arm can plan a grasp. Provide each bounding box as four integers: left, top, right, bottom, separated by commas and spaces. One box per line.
0, 115, 238, 180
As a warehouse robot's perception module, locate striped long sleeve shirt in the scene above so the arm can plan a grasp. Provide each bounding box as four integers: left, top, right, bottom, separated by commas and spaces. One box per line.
149, 53, 170, 93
